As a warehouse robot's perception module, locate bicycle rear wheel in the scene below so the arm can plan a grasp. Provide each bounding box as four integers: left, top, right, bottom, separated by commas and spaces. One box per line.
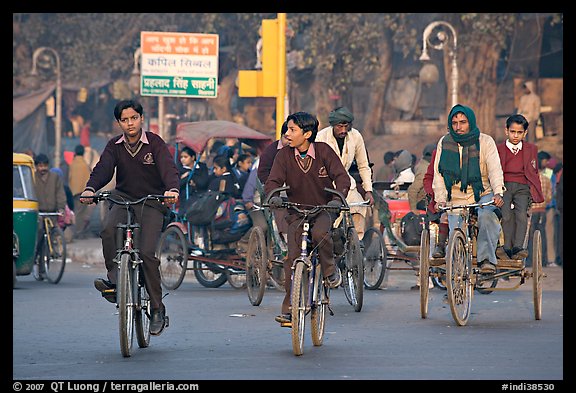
118, 253, 135, 357
246, 226, 267, 305
446, 229, 472, 326
532, 229, 543, 320
157, 226, 188, 290
362, 227, 386, 290
44, 226, 66, 284
134, 264, 151, 348
342, 227, 363, 312
310, 264, 328, 346
291, 260, 308, 356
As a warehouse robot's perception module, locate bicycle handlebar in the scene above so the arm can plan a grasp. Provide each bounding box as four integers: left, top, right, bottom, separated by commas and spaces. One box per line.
82, 191, 171, 206
262, 186, 351, 216
438, 199, 495, 212
38, 212, 63, 217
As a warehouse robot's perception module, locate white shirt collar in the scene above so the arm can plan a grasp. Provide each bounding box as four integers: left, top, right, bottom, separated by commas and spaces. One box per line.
506, 140, 522, 153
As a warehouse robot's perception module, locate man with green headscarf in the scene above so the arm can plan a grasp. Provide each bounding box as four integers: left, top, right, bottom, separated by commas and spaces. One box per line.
432, 104, 505, 274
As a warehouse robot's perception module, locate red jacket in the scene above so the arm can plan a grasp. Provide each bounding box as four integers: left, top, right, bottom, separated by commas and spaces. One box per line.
496, 142, 544, 204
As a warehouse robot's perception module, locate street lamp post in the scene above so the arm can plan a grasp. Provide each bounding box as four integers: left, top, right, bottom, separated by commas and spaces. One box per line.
31, 47, 62, 168
419, 21, 458, 109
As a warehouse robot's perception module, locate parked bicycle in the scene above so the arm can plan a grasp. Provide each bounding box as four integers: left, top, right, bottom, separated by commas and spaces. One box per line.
33, 212, 66, 284
84, 191, 171, 357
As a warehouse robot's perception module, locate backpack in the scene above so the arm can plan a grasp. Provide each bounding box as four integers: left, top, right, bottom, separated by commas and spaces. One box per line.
400, 211, 424, 246
211, 198, 253, 244
186, 191, 228, 226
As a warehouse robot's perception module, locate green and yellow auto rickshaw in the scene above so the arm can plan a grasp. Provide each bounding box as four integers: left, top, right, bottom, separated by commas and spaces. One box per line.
13, 153, 39, 287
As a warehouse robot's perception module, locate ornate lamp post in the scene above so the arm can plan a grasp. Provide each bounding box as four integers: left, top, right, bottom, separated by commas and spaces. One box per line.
31, 47, 62, 168
419, 21, 459, 109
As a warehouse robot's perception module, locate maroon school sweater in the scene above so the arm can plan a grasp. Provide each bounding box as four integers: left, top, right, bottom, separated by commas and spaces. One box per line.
85, 131, 179, 199
264, 141, 351, 206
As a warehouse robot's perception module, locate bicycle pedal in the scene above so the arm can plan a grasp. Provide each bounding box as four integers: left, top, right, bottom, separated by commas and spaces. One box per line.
280, 322, 292, 328
164, 316, 169, 328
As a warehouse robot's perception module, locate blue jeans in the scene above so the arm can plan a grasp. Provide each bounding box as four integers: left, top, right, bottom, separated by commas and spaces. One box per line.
447, 193, 501, 265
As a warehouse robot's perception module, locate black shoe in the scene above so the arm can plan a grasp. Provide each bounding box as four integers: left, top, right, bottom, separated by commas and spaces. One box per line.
150, 306, 167, 336
496, 247, 511, 259
275, 313, 291, 324
326, 268, 342, 288
479, 260, 496, 274
511, 247, 529, 260
94, 278, 116, 303
432, 244, 445, 258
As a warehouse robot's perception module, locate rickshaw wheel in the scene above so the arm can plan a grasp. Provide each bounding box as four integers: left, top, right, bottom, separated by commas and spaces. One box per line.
157, 226, 188, 290
246, 226, 267, 305
532, 229, 543, 320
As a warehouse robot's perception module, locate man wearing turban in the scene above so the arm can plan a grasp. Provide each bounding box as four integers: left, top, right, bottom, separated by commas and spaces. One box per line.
316, 106, 374, 240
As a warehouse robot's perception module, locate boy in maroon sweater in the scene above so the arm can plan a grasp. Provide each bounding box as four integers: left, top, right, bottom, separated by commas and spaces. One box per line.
265, 112, 351, 325
496, 114, 544, 260
80, 100, 179, 336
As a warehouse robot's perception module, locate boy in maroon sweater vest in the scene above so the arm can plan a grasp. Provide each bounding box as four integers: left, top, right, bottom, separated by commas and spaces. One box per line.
265, 112, 351, 325
496, 114, 544, 260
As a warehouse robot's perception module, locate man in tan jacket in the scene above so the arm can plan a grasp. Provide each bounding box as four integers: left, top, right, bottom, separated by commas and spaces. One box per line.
517, 81, 541, 143
68, 145, 93, 239
316, 107, 373, 239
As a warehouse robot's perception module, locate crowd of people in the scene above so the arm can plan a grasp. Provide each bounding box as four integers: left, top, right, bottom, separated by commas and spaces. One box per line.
19, 91, 562, 333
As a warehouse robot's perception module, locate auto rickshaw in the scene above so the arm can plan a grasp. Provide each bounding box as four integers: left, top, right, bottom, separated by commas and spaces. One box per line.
13, 153, 39, 287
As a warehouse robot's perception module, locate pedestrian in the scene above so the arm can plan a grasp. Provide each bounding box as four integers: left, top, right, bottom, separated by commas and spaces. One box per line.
315, 106, 374, 240
526, 152, 553, 267
432, 104, 505, 274
265, 111, 351, 326
517, 81, 541, 143
69, 144, 93, 239
80, 99, 179, 336
375, 151, 396, 182
495, 114, 544, 260
408, 143, 436, 214
391, 149, 415, 187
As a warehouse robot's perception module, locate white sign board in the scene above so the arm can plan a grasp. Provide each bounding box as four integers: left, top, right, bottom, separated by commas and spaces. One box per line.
140, 31, 219, 98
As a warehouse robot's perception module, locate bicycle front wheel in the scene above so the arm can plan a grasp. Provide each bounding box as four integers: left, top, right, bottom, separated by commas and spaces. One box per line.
134, 264, 151, 348
157, 226, 188, 290
446, 229, 472, 326
246, 226, 267, 306
362, 227, 386, 290
419, 228, 430, 319
342, 227, 364, 312
291, 260, 308, 356
44, 226, 66, 284
310, 264, 328, 346
118, 253, 135, 357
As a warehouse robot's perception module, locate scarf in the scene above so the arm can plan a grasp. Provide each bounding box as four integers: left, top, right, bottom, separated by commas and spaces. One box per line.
438, 104, 484, 202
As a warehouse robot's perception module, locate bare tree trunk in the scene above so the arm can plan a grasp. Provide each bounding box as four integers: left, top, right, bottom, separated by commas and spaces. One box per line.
364, 31, 393, 136
458, 40, 501, 138
208, 71, 236, 121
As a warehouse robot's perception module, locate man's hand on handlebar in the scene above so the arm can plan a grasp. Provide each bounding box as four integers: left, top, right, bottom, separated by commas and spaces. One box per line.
163, 190, 179, 205
365, 191, 374, 206
327, 200, 342, 213
269, 196, 283, 209
79, 190, 95, 204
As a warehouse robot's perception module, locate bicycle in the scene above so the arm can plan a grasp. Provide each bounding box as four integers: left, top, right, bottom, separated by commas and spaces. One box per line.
264, 186, 348, 356
84, 191, 170, 357
33, 212, 67, 284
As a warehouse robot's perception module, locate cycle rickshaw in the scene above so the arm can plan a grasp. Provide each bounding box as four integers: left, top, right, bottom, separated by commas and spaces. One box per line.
156, 120, 274, 291
366, 181, 435, 290
418, 199, 544, 326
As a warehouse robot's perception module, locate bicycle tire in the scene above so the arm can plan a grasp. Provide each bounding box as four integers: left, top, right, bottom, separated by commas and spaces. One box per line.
291, 260, 308, 356
225, 269, 246, 289
532, 229, 543, 320
342, 227, 363, 312
192, 261, 228, 288
419, 228, 430, 319
310, 264, 327, 346
118, 253, 134, 357
246, 226, 267, 305
362, 227, 386, 290
446, 229, 472, 326
134, 264, 151, 348
157, 226, 188, 290
44, 226, 66, 284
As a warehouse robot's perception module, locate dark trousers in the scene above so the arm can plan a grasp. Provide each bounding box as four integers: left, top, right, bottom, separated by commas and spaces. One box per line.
281, 211, 335, 314
501, 182, 531, 250
100, 202, 165, 310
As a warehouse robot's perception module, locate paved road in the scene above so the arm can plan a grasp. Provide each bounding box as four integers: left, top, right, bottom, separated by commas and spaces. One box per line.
13, 237, 564, 383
